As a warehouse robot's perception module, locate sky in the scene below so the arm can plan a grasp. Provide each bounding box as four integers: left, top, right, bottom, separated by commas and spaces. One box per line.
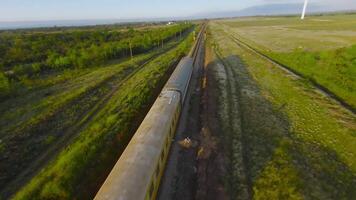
0, 0, 355, 22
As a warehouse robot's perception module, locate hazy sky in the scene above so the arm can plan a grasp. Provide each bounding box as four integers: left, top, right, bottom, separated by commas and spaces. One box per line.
0, 0, 355, 21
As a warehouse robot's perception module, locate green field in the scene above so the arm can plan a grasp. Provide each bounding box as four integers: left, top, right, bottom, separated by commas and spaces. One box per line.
208, 15, 356, 199
218, 14, 356, 109
0, 23, 195, 199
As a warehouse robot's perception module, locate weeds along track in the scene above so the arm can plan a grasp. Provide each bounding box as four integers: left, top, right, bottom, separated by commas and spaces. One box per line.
0, 38, 186, 198
227, 33, 356, 115
213, 49, 251, 199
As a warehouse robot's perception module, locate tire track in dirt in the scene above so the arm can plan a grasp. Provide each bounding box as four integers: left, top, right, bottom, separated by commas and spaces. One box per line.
213, 50, 251, 200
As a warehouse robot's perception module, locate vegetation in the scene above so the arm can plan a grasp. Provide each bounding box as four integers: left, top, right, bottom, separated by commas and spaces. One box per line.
269, 45, 356, 108
0, 49, 161, 194
0, 22, 195, 199
219, 14, 356, 108
210, 20, 356, 199
0, 23, 191, 100
0, 72, 10, 97
12, 27, 194, 200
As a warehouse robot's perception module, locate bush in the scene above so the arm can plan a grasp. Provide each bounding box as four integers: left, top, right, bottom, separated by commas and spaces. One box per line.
0, 72, 10, 98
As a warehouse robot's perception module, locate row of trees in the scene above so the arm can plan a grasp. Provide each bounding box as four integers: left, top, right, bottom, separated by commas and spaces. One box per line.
0, 30, 125, 69
44, 24, 191, 71
0, 23, 192, 75
0, 23, 193, 99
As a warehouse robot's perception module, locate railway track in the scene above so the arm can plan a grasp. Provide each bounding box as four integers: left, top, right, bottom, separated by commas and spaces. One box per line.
157, 22, 207, 200
94, 23, 207, 200
228, 33, 356, 115
190, 23, 207, 64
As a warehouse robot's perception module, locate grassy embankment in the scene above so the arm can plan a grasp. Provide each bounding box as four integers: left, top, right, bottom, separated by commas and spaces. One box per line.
0, 39, 182, 197
219, 14, 356, 109
0, 24, 194, 198
210, 21, 356, 199
12, 26, 195, 200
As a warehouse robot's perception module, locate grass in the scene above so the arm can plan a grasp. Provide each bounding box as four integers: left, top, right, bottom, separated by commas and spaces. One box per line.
0, 47, 159, 198
221, 14, 356, 52
269, 45, 356, 108
0, 28, 191, 138
13, 29, 194, 200
0, 51, 155, 147
218, 14, 356, 109
210, 21, 356, 199
0, 43, 170, 137
0, 27, 193, 199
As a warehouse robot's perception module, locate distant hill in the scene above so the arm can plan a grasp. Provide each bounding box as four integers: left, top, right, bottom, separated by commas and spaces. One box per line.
193, 3, 352, 19
1, 3, 355, 30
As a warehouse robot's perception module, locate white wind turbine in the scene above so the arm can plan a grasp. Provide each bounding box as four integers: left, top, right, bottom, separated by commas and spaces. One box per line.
301, 0, 309, 19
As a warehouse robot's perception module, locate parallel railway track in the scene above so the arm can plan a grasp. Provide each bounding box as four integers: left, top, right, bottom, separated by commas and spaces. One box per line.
228, 33, 356, 115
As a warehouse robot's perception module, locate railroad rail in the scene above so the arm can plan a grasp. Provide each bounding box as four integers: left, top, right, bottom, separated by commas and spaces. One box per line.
229, 34, 356, 115
94, 23, 206, 200
190, 23, 207, 64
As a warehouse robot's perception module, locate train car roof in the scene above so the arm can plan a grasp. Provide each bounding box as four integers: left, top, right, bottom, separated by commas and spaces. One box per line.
94, 90, 180, 200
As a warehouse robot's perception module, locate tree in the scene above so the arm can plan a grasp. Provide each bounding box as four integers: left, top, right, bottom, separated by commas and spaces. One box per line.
0, 72, 10, 98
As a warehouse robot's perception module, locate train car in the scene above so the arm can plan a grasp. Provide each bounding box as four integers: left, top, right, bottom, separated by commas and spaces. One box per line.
165, 57, 194, 103
94, 56, 194, 200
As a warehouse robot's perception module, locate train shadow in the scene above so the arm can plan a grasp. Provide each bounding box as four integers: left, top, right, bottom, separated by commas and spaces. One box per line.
205, 53, 356, 199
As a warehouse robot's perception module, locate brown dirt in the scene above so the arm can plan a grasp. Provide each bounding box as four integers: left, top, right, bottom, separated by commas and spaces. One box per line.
195, 43, 229, 200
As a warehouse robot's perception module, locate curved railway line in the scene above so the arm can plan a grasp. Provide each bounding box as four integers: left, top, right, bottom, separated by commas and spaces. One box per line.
228, 33, 356, 115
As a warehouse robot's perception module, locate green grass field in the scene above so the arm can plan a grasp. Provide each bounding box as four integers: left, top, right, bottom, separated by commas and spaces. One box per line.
12, 27, 194, 200
209, 16, 356, 199
218, 14, 356, 109
0, 22, 196, 199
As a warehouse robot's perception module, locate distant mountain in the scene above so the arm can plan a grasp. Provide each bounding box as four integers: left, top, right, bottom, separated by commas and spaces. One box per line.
193, 3, 343, 19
